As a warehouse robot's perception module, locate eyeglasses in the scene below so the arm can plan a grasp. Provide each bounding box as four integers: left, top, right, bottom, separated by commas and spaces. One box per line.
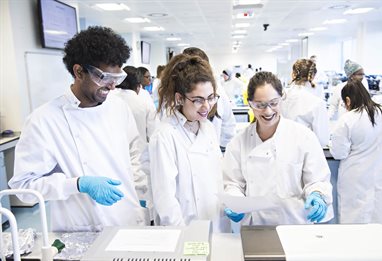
143, 75, 151, 79
248, 97, 281, 110
184, 95, 220, 107
352, 73, 365, 76
83, 65, 127, 86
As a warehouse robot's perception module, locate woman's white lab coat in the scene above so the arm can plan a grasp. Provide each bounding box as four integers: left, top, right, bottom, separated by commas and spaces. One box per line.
149, 111, 230, 232
8, 91, 148, 231
281, 83, 330, 147
330, 109, 382, 223
223, 117, 334, 225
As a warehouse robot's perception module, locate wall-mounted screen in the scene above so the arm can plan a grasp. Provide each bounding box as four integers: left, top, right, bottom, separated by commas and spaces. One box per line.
38, 0, 78, 50
141, 41, 151, 64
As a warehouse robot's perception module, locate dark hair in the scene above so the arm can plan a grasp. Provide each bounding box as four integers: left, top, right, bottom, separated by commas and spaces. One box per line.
291, 58, 317, 87
116, 66, 140, 91
182, 47, 209, 62
341, 80, 382, 126
158, 53, 216, 115
247, 71, 283, 101
63, 26, 130, 77
136, 67, 150, 85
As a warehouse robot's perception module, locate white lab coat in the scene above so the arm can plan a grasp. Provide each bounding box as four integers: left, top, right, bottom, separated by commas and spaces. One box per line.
223, 117, 334, 225
211, 84, 236, 148
149, 111, 230, 232
330, 108, 382, 223
281, 83, 330, 147
9, 90, 148, 232
112, 88, 159, 142
328, 79, 370, 120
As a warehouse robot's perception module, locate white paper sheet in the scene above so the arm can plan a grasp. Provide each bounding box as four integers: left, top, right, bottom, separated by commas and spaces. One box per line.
105, 229, 181, 252
218, 193, 278, 213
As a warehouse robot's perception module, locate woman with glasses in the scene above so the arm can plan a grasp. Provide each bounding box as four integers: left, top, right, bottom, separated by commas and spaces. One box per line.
330, 80, 382, 223
223, 71, 334, 225
281, 58, 330, 147
149, 53, 230, 231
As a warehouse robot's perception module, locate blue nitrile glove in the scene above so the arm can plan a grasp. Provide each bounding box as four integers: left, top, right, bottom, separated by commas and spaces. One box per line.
78, 176, 124, 206
224, 208, 245, 223
304, 191, 327, 223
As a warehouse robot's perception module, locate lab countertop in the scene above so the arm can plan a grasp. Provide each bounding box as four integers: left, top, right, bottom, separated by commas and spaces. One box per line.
0, 132, 20, 151
11, 232, 244, 261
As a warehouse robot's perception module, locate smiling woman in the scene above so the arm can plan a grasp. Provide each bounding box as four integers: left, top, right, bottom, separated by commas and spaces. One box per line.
149, 53, 230, 232
223, 71, 334, 226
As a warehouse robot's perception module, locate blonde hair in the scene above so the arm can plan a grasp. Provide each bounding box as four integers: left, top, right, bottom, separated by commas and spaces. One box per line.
291, 59, 317, 87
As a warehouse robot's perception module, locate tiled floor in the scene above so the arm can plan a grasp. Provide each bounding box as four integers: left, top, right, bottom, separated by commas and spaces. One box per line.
2, 203, 50, 232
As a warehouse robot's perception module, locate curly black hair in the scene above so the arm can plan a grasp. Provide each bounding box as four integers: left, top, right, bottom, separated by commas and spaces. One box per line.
63, 26, 131, 77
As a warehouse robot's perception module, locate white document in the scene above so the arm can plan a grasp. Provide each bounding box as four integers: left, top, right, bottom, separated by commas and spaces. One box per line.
218, 193, 278, 213
105, 229, 182, 252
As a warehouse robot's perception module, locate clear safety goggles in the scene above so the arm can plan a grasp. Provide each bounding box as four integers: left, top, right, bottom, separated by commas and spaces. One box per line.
83, 64, 127, 86
248, 97, 281, 110
184, 94, 220, 107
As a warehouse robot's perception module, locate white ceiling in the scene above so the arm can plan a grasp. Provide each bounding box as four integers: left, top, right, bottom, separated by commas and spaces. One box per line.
63, 0, 382, 55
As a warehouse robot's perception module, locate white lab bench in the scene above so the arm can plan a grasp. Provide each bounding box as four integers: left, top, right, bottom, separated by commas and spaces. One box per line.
10, 232, 244, 261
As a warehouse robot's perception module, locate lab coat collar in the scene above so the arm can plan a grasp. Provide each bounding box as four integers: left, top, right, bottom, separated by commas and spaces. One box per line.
65, 88, 82, 108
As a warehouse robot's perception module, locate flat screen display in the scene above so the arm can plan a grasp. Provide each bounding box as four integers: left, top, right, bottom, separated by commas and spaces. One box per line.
141, 41, 151, 64
38, 0, 78, 49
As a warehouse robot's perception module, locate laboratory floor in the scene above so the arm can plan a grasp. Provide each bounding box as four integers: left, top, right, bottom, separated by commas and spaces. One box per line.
2, 203, 50, 232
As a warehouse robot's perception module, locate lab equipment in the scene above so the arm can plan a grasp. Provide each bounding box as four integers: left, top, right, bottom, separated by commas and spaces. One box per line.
304, 191, 327, 222
78, 176, 124, 206
224, 208, 245, 223
81, 220, 211, 261
0, 189, 63, 261
0, 207, 21, 261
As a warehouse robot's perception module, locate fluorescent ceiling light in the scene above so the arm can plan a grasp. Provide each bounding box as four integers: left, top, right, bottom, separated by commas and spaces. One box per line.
235, 23, 250, 28
309, 27, 327, 31
232, 35, 246, 39
234, 0, 261, 5
233, 29, 247, 34
344, 8, 374, 15
166, 37, 181, 41
44, 30, 67, 35
298, 32, 314, 37
95, 3, 130, 11
124, 17, 150, 23
177, 43, 190, 47
143, 26, 164, 31
286, 39, 299, 43
280, 43, 290, 46
323, 19, 347, 24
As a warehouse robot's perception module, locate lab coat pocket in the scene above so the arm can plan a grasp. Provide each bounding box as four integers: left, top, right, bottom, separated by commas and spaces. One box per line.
276, 161, 304, 199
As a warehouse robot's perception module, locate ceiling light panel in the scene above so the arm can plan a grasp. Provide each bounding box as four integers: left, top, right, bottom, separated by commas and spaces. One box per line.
143, 26, 165, 31
235, 23, 250, 28
344, 8, 374, 15
94, 3, 130, 11
124, 17, 150, 23
323, 19, 347, 25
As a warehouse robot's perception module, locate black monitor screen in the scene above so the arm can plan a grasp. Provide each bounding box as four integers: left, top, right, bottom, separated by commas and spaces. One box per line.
38, 0, 78, 49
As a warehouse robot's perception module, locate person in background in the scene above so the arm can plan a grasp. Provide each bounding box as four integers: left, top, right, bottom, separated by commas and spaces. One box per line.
328, 59, 369, 120
309, 55, 328, 100
221, 69, 246, 105
182, 47, 236, 152
243, 64, 255, 81
330, 80, 382, 224
281, 58, 330, 147
152, 65, 166, 108
113, 66, 159, 143
223, 71, 333, 225
137, 67, 153, 99
8, 26, 149, 231
149, 53, 230, 232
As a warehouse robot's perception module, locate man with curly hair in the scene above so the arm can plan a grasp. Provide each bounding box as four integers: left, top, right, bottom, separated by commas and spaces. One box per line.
9, 26, 149, 232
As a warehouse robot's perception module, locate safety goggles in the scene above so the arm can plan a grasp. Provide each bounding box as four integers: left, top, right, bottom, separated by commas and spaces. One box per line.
248, 97, 281, 110
184, 94, 220, 107
83, 65, 127, 86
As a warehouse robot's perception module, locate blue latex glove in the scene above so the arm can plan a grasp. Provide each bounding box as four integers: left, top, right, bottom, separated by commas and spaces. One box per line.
224, 208, 245, 223
304, 191, 327, 223
78, 176, 124, 206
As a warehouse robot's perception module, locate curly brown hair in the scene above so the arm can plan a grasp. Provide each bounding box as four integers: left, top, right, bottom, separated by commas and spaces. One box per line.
158, 53, 216, 115
290, 58, 317, 87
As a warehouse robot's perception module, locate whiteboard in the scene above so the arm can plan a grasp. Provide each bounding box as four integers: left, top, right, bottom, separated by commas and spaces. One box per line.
25, 52, 74, 112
